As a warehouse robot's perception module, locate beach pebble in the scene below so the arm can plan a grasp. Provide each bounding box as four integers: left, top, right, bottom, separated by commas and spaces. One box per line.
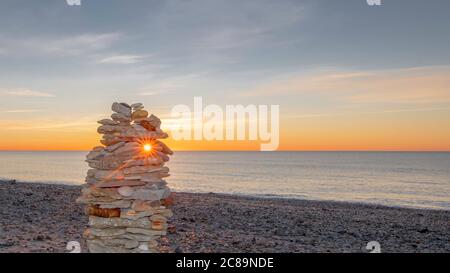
1, 182, 449, 253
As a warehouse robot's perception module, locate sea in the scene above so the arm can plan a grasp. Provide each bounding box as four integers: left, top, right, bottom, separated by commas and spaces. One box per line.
0, 151, 449, 210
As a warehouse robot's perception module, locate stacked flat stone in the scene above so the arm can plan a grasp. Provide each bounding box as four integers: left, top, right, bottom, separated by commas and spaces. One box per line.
76, 102, 173, 253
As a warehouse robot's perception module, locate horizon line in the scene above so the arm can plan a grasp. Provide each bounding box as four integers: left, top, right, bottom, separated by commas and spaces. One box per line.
1, 149, 450, 153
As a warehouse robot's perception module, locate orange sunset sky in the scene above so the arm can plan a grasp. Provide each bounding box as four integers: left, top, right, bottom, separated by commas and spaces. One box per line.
0, 1, 449, 151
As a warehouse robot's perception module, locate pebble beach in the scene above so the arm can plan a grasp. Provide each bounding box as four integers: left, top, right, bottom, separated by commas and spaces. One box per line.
0, 180, 449, 253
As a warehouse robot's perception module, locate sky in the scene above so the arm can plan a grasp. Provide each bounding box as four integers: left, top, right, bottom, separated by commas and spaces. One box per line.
0, 0, 449, 151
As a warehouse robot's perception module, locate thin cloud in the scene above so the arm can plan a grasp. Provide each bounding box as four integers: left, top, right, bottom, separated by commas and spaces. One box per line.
47, 33, 121, 54
98, 54, 146, 64
239, 66, 450, 104
193, 27, 268, 50
2, 89, 55, 97
139, 91, 167, 96
135, 76, 204, 96
4, 121, 93, 130
1, 114, 104, 131
0, 33, 121, 57
286, 107, 450, 119
0, 109, 42, 113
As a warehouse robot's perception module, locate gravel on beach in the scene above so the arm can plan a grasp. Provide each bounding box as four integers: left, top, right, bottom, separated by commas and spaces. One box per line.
0, 181, 449, 253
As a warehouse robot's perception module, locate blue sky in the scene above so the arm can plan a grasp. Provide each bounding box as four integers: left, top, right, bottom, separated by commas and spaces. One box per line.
1, 0, 450, 150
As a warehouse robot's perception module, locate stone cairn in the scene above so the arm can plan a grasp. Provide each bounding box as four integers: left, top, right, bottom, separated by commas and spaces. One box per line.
76, 102, 174, 253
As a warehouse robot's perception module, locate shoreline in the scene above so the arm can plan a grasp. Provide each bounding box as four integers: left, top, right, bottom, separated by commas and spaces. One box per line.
2, 179, 448, 212
1, 180, 449, 253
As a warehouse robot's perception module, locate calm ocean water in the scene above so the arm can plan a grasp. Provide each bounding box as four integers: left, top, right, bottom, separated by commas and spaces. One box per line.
0, 151, 449, 210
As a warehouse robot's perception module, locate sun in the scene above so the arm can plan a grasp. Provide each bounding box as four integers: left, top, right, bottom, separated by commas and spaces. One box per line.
143, 144, 152, 152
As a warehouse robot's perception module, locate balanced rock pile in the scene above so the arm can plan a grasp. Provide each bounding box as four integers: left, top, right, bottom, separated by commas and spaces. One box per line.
76, 102, 174, 253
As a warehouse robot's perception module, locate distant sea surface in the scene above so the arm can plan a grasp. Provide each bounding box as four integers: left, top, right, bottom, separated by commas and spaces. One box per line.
0, 151, 449, 210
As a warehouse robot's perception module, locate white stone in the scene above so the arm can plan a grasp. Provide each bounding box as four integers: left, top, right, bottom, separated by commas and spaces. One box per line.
87, 239, 131, 253
122, 165, 166, 175
120, 209, 155, 220
147, 114, 162, 127
138, 244, 149, 251
104, 141, 125, 152
98, 200, 132, 209
124, 175, 142, 180
128, 187, 170, 201
125, 240, 139, 249
96, 180, 146, 188
121, 233, 158, 243
81, 186, 122, 199
123, 158, 163, 168
97, 119, 119, 125
126, 228, 166, 236
131, 124, 147, 131
111, 112, 131, 122
93, 146, 104, 152
88, 228, 126, 237
112, 102, 132, 117
87, 169, 97, 177
140, 176, 165, 183
131, 103, 143, 109
155, 140, 173, 155
150, 214, 168, 222
118, 186, 134, 197
113, 142, 141, 156
97, 125, 123, 134
89, 216, 151, 229
86, 150, 105, 160
131, 200, 161, 212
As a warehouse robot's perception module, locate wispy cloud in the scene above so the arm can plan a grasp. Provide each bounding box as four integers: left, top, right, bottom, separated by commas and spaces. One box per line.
2, 88, 55, 97
137, 86, 173, 96
193, 27, 267, 50
97, 54, 147, 64
15, 121, 93, 130
0, 114, 104, 131
240, 66, 450, 104
0, 109, 42, 113
138, 91, 167, 96
286, 107, 450, 119
136, 73, 206, 96
46, 33, 121, 55
183, 0, 303, 51
0, 33, 121, 57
